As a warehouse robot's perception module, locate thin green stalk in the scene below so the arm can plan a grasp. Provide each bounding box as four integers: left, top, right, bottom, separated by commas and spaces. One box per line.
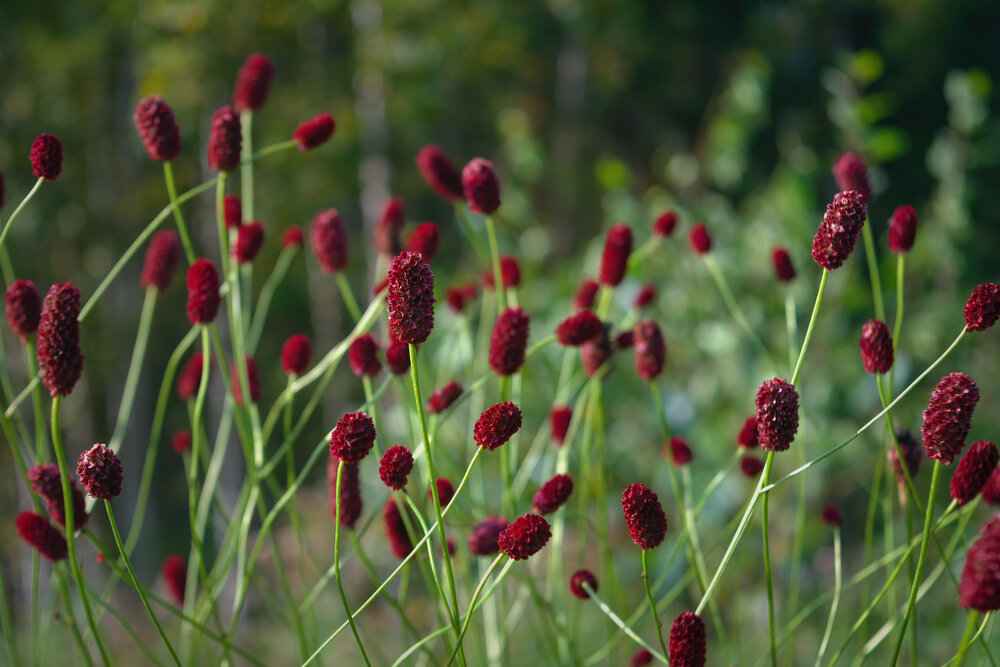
453, 203, 488, 262
333, 460, 372, 665
0, 177, 44, 252
642, 549, 668, 659
55, 564, 95, 667
485, 216, 505, 312
626, 236, 662, 271
215, 174, 231, 280
334, 271, 363, 323
446, 555, 506, 667
109, 287, 157, 454
704, 253, 774, 365
23, 341, 49, 460
952, 612, 980, 667
860, 219, 885, 322
785, 291, 797, 374
247, 248, 295, 353
240, 110, 254, 221
815, 527, 842, 666
791, 268, 828, 385
0, 556, 18, 667
761, 451, 778, 667
162, 161, 196, 263
581, 582, 668, 664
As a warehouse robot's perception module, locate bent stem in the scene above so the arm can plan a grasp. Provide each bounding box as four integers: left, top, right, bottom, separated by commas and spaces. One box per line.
642, 549, 668, 659
951, 611, 980, 667
0, 177, 44, 253
333, 460, 372, 665
108, 287, 157, 456
815, 526, 842, 666
446, 554, 506, 667
860, 219, 885, 322
703, 253, 773, 365
582, 582, 667, 664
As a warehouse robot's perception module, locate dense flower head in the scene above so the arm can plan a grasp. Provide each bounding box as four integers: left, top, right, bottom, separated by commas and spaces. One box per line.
958, 515, 1000, 611
741, 455, 764, 478
328, 455, 362, 529
281, 226, 304, 250
666, 436, 693, 467
771, 246, 796, 282
431, 477, 455, 508
569, 569, 598, 599
556, 310, 603, 346
462, 157, 501, 214
378, 445, 413, 491
489, 306, 530, 375
616, 331, 635, 349
688, 223, 712, 255
416, 144, 464, 201
372, 197, 405, 257
550, 405, 572, 445
983, 469, 1000, 506
581, 328, 614, 377
177, 352, 208, 401
630, 649, 653, 666
668, 611, 707, 667
281, 334, 311, 375
383, 498, 413, 559
889, 205, 918, 253
964, 283, 1000, 332
532, 474, 574, 515
233, 53, 275, 111
385, 338, 411, 374
574, 278, 600, 310
185, 259, 221, 324
28, 463, 88, 530
497, 514, 551, 560
16, 512, 67, 562
172, 430, 192, 454
31, 133, 64, 181
5, 279, 41, 340
141, 230, 182, 290
833, 152, 871, 203
653, 210, 678, 237
755, 378, 800, 452
293, 113, 335, 150
921, 372, 979, 464
634, 319, 666, 381
207, 105, 241, 172
482, 255, 521, 289
162, 555, 187, 605
311, 209, 349, 273
348, 333, 381, 377
859, 318, 894, 374
468, 516, 508, 556
428, 380, 463, 414
231, 356, 261, 406
445, 283, 477, 313
132, 97, 180, 162
234, 221, 264, 264
822, 505, 843, 527
622, 483, 668, 550
224, 194, 242, 228
599, 224, 633, 287
950, 440, 999, 506
406, 222, 440, 263
387, 251, 436, 344
634, 284, 657, 309
329, 411, 376, 464
37, 282, 84, 397
812, 190, 867, 270
76, 444, 123, 500
474, 401, 522, 451
737, 416, 759, 449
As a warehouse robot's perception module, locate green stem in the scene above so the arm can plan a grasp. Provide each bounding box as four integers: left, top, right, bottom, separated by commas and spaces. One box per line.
215, 174, 231, 281
785, 291, 797, 375
445, 555, 506, 667
0, 554, 18, 667
791, 268, 828, 386
861, 219, 885, 322
642, 550, 668, 659
952, 611, 980, 667
582, 582, 668, 664
333, 460, 372, 665
55, 564, 95, 667
109, 287, 157, 454
453, 203, 488, 263
240, 110, 254, 222
247, 248, 294, 354
0, 178, 44, 252
485, 216, 505, 312
815, 528, 842, 666
24, 340, 49, 461
335, 271, 363, 323
761, 452, 778, 667
704, 253, 773, 365
162, 161, 196, 264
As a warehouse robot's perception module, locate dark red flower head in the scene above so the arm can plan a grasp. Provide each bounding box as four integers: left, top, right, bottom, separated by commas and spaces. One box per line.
474, 401, 522, 451
379, 445, 414, 491
599, 224, 633, 287
428, 380, 463, 414
833, 152, 871, 204
622, 483, 667, 550
964, 283, 1000, 333
373, 197, 405, 257
889, 205, 918, 253
958, 515, 1000, 612
133, 97, 181, 162
172, 430, 192, 454
416, 145, 464, 202
207, 105, 241, 172
383, 498, 413, 559
859, 318, 894, 374
282, 226, 304, 250
28, 463, 88, 530
468, 516, 508, 556
569, 569, 598, 599
688, 223, 712, 255
634, 284, 657, 309
950, 440, 999, 506
37, 282, 84, 397
755, 378, 800, 452
821, 505, 843, 527
234, 221, 264, 264
498, 513, 551, 560
77, 444, 123, 500
921, 372, 979, 464
482, 255, 521, 290
532, 474, 574, 515
581, 327, 615, 377
618, 329, 635, 347
348, 333, 381, 377
311, 209, 349, 273
982, 469, 1000, 506
630, 649, 653, 666
550, 405, 572, 445
666, 436, 693, 467
233, 53, 275, 112
294, 113, 335, 150
812, 191, 867, 270
30, 133, 64, 180
653, 210, 678, 237
281, 333, 311, 375
16, 512, 67, 562
489, 306, 529, 376
387, 251, 436, 344
186, 259, 221, 324
557, 310, 603, 346
407, 222, 440, 263
737, 416, 759, 449
224, 195, 242, 228
430, 477, 455, 508
462, 158, 501, 214
231, 356, 261, 406
5, 279, 41, 340
771, 246, 796, 282
162, 555, 187, 605
141, 230, 182, 290
385, 338, 411, 374
329, 411, 376, 464
574, 278, 600, 310
177, 352, 208, 401
634, 319, 666, 382
446, 283, 477, 313
668, 611, 707, 667
889, 428, 923, 488
741, 455, 764, 478
328, 455, 362, 529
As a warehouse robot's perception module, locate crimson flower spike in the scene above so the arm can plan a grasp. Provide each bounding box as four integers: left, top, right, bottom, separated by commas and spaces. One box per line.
37, 282, 84, 397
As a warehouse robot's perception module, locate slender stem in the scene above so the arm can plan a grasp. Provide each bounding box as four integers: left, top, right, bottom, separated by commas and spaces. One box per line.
247, 248, 294, 353
703, 253, 773, 365
892, 254, 905, 348
0, 555, 18, 667
335, 271, 363, 323
784, 291, 797, 375
453, 203, 488, 262
0, 178, 44, 252
445, 555, 506, 667
333, 460, 372, 664
581, 582, 668, 664
24, 340, 49, 460
162, 161, 196, 263
215, 174, 231, 280
815, 527, 842, 666
761, 451, 778, 667
485, 216, 505, 311
240, 110, 254, 222
109, 287, 157, 454
642, 549, 668, 659
952, 611, 980, 667
791, 268, 828, 386
55, 563, 95, 667
861, 219, 885, 322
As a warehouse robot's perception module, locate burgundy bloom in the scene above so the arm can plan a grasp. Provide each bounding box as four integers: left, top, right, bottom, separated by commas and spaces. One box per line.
474, 401, 522, 451
550, 405, 572, 445
77, 444, 123, 500
688, 223, 712, 255
328, 455, 362, 529
207, 105, 241, 172
281, 226, 304, 250
383, 498, 413, 559
580, 329, 614, 377
231, 356, 261, 406
162, 555, 187, 605
482, 255, 521, 290
37, 283, 84, 397
668, 611, 707, 667
489, 306, 529, 376
982, 469, 1000, 506
889, 428, 924, 488
141, 230, 182, 290
428, 380, 463, 414
771, 246, 796, 282
888, 205, 918, 253
406, 222, 440, 263
950, 440, 999, 506
430, 477, 455, 508
185, 259, 221, 324
5, 279, 41, 340
177, 352, 208, 401
741, 455, 764, 478
532, 474, 574, 515
574, 278, 600, 310
616, 331, 635, 349
666, 436, 693, 467
15, 512, 67, 562
445, 283, 477, 313
348, 333, 381, 377
311, 209, 348, 273
737, 416, 758, 449
329, 411, 376, 464
634, 319, 666, 382
233, 221, 264, 264
224, 194, 242, 228
821, 505, 843, 527
416, 145, 464, 202
630, 649, 653, 667
958, 515, 1000, 611
172, 430, 192, 454
569, 569, 598, 599
28, 463, 88, 530
133, 97, 181, 162
462, 158, 501, 214
373, 197, 405, 257
497, 514, 551, 560
812, 190, 867, 270
599, 224, 633, 287
833, 152, 871, 204
653, 210, 678, 237
468, 517, 508, 556
233, 53, 275, 112
964, 283, 1000, 332
385, 338, 411, 374
293, 113, 335, 150
30, 133, 64, 180
859, 318, 894, 374
755, 378, 800, 452
621, 483, 668, 550
387, 251, 436, 345
556, 310, 603, 346
281, 334, 311, 375
921, 372, 979, 464
634, 284, 656, 309
378, 445, 413, 491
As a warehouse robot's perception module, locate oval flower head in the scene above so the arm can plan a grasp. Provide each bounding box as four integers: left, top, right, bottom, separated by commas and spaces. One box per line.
621, 483, 667, 550
755, 378, 800, 452
474, 401, 522, 451
329, 411, 376, 464
386, 251, 436, 344
497, 514, 551, 560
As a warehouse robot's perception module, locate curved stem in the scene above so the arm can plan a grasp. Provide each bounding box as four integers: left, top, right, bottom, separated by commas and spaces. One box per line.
162, 161, 195, 264
581, 582, 667, 664
791, 268, 828, 386
215, 174, 230, 281
24, 340, 49, 460
951, 611, 979, 667
247, 248, 294, 353
334, 271, 362, 323
861, 219, 885, 322
333, 460, 372, 664
108, 287, 157, 455
240, 110, 254, 222
0, 177, 44, 253
642, 549, 668, 659
445, 555, 506, 667
815, 527, 842, 666
703, 253, 773, 365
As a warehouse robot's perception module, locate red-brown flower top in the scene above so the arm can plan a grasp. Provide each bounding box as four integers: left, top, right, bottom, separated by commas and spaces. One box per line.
950, 440, 999, 506
378, 445, 413, 491
133, 96, 181, 162
666, 436, 693, 467
964, 283, 1000, 332
186, 259, 221, 325
550, 405, 572, 445
373, 197, 405, 257
207, 105, 241, 172
556, 310, 603, 346
231, 356, 261, 406
888, 205, 918, 253
532, 474, 574, 515
234, 221, 264, 264
5, 279, 41, 341
630, 649, 654, 666
428, 380, 463, 414
921, 372, 979, 464
383, 497, 412, 559
580, 327, 615, 377
812, 190, 867, 270
741, 455, 764, 478
282, 226, 304, 250
462, 158, 501, 214
76, 444, 123, 500
15, 512, 67, 562
328, 454, 361, 529
574, 278, 600, 310
634, 284, 657, 309
833, 152, 871, 203
387, 250, 436, 344
293, 113, 335, 150
737, 416, 759, 449
599, 224, 633, 287
668, 611, 707, 667
281, 334, 311, 375
177, 352, 208, 401
497, 514, 551, 560
172, 431, 192, 454
30, 133, 63, 180
821, 505, 843, 527
311, 209, 349, 273
983, 469, 1000, 506
482, 255, 521, 290
621, 483, 667, 550
688, 223, 712, 255
468, 516, 508, 556
771, 246, 796, 282
859, 318, 894, 374
233, 53, 275, 111
958, 515, 1000, 611
141, 230, 182, 290
28, 463, 88, 530
224, 195, 242, 228
474, 401, 522, 451
416, 145, 464, 202
385, 338, 411, 374
37, 282, 84, 397
443, 283, 474, 314
348, 333, 382, 377
489, 306, 529, 376
634, 319, 666, 382
569, 569, 598, 599
653, 210, 678, 237
162, 555, 187, 605
430, 477, 455, 508
406, 222, 440, 263
329, 411, 376, 464
755, 378, 800, 452
617, 331, 635, 349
